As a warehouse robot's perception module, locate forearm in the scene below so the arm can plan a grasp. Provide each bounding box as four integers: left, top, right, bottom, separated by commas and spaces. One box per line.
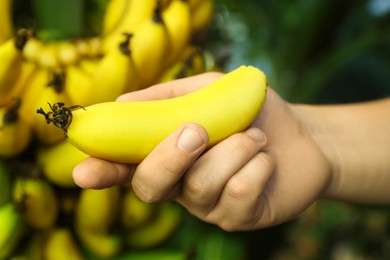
293, 98, 390, 204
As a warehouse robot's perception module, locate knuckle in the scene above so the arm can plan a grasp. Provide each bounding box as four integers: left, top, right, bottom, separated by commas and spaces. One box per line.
225, 178, 251, 201
131, 182, 159, 204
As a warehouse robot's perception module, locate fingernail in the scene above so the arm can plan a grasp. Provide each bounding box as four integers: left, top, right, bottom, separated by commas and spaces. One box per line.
178, 127, 205, 153
245, 128, 266, 143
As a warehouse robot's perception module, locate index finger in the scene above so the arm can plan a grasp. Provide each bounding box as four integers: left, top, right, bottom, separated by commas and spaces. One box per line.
116, 72, 223, 101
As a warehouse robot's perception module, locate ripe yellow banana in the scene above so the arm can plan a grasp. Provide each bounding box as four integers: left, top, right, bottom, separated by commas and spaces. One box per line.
66, 34, 138, 106
130, 4, 171, 88
125, 202, 182, 248
75, 185, 121, 233
39, 66, 267, 163
0, 29, 29, 99
102, 0, 156, 52
0, 202, 26, 259
102, 0, 130, 34
191, 0, 214, 35
27, 69, 71, 145
0, 61, 37, 107
121, 188, 156, 229
0, 98, 32, 158
44, 228, 84, 260
162, 0, 192, 66
75, 227, 123, 258
37, 140, 89, 188
156, 46, 206, 83
13, 177, 59, 230
0, 0, 13, 44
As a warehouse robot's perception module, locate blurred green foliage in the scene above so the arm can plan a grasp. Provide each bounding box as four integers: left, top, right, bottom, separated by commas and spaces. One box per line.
206, 1, 390, 259
209, 0, 390, 103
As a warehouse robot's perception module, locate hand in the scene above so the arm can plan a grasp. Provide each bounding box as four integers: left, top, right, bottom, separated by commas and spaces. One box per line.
73, 72, 332, 231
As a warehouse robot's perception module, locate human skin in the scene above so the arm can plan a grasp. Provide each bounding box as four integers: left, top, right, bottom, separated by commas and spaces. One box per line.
73, 72, 390, 231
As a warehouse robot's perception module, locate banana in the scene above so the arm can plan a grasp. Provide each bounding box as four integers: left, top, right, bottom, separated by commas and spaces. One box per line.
54, 40, 80, 67
0, 29, 29, 99
44, 228, 84, 260
0, 202, 26, 259
0, 0, 13, 44
102, 0, 156, 52
75, 185, 121, 233
0, 161, 11, 207
38, 66, 267, 163
121, 188, 156, 229
191, 0, 214, 35
23, 37, 43, 64
13, 177, 59, 230
102, 0, 129, 34
66, 34, 138, 106
130, 3, 171, 88
37, 140, 88, 188
125, 202, 182, 248
0, 61, 37, 107
156, 46, 206, 83
75, 228, 123, 258
0, 98, 33, 158
162, 0, 192, 66
35, 42, 61, 71
22, 68, 71, 145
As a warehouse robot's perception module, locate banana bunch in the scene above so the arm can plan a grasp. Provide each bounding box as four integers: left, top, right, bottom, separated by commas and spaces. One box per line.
0, 0, 218, 258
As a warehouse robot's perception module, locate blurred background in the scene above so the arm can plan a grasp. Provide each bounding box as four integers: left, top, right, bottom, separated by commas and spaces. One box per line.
205, 0, 390, 259
6, 0, 390, 259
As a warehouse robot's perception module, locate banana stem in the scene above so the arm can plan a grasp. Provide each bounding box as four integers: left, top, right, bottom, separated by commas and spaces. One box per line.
32, 0, 85, 41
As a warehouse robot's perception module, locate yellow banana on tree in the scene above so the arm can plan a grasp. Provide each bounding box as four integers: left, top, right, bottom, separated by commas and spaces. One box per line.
37, 140, 89, 188
102, 0, 130, 35
191, 0, 214, 36
38, 66, 267, 164
27, 69, 71, 145
0, 61, 37, 107
121, 188, 156, 229
125, 202, 182, 249
75, 185, 121, 233
162, 0, 192, 67
0, 98, 32, 158
130, 3, 171, 88
0, 202, 26, 259
44, 228, 84, 260
102, 0, 156, 52
75, 227, 123, 258
0, 29, 30, 100
0, 0, 13, 44
13, 177, 59, 230
66, 33, 138, 106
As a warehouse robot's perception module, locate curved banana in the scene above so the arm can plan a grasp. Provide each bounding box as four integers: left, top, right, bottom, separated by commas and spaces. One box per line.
75, 227, 123, 258
102, 0, 130, 35
102, 0, 156, 52
191, 0, 214, 35
66, 34, 138, 106
75, 185, 121, 233
38, 66, 267, 163
121, 188, 156, 229
44, 228, 84, 260
0, 98, 33, 158
54, 40, 80, 67
163, 0, 192, 66
125, 202, 182, 248
13, 177, 59, 230
0, 0, 13, 44
156, 46, 206, 83
0, 61, 37, 107
0, 161, 11, 207
37, 140, 89, 188
130, 4, 171, 88
0, 29, 29, 99
0, 202, 25, 259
